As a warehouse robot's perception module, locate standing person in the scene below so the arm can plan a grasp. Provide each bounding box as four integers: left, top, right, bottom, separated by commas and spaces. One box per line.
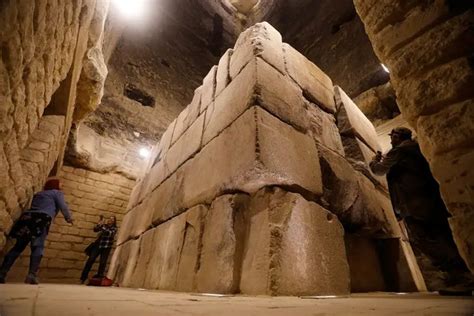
80, 215, 117, 284
369, 127, 471, 292
0, 179, 74, 284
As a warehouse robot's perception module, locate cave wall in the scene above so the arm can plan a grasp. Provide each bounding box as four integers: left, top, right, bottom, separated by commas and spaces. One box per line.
5, 165, 134, 283
0, 0, 104, 249
70, 0, 234, 178
354, 0, 474, 272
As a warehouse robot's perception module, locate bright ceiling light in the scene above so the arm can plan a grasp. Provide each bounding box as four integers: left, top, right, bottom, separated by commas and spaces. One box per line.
381, 64, 390, 73
139, 147, 150, 158
113, 0, 148, 19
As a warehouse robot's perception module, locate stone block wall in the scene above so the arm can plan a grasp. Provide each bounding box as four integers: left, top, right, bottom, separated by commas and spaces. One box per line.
110, 22, 424, 295
353, 1, 474, 272
0, 0, 109, 249
0, 115, 65, 248
5, 165, 134, 284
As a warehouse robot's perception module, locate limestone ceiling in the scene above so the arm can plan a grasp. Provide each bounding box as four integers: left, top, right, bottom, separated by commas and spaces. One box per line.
68, 0, 389, 178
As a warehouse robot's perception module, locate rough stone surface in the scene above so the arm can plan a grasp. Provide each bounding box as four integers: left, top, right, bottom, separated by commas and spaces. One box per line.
183, 106, 322, 209
354, 0, 474, 272
318, 147, 398, 237
203, 57, 311, 146
354, 82, 399, 127
176, 205, 208, 292
197, 195, 248, 293
241, 188, 350, 296
335, 86, 381, 153
283, 43, 335, 113
230, 22, 285, 79
0, 0, 100, 249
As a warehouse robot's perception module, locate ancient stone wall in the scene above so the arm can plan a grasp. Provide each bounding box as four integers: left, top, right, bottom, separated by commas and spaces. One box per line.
353, 1, 474, 272
110, 22, 424, 295
5, 165, 134, 283
0, 0, 108, 249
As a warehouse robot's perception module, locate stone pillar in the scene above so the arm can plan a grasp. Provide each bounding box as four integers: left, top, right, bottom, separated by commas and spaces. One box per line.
353, 1, 474, 272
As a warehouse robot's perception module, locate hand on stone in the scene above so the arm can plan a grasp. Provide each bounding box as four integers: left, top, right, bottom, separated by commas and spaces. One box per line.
66, 218, 74, 225
373, 151, 382, 162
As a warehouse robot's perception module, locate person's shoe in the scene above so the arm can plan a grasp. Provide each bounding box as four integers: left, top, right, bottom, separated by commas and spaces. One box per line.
24, 273, 39, 285
0, 275, 5, 284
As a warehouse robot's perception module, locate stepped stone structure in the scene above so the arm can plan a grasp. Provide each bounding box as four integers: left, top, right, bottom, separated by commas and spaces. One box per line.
109, 22, 425, 296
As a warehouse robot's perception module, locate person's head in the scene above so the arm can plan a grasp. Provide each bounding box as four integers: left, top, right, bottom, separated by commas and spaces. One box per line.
106, 216, 117, 226
389, 127, 412, 147
44, 178, 61, 191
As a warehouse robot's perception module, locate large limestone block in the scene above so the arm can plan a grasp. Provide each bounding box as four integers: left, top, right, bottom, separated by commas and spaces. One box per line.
196, 195, 249, 293
240, 188, 350, 296
128, 228, 155, 288
163, 113, 205, 176
307, 104, 344, 155
150, 214, 187, 290
230, 22, 285, 79
319, 147, 399, 237
170, 106, 189, 146
203, 57, 309, 145
116, 210, 134, 245
138, 161, 166, 204
200, 66, 217, 113
283, 43, 335, 113
183, 106, 322, 209
417, 99, 474, 159
156, 119, 176, 162
176, 205, 208, 292
130, 198, 154, 239
151, 167, 186, 225
143, 226, 167, 289
107, 244, 121, 280
215, 49, 233, 98
335, 86, 381, 153
117, 238, 141, 287
183, 87, 202, 132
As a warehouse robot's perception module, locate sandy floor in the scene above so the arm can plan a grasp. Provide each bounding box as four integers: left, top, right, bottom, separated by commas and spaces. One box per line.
0, 284, 473, 315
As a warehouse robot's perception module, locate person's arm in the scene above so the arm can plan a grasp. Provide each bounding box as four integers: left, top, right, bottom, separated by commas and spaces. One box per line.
369, 148, 400, 175
94, 217, 106, 232
55, 191, 74, 224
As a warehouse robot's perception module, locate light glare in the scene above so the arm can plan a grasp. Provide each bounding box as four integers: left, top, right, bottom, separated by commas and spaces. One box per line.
113, 0, 147, 19
381, 63, 390, 73
139, 147, 150, 158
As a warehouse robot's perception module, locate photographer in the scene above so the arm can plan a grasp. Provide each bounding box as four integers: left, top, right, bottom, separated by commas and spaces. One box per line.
80, 215, 117, 284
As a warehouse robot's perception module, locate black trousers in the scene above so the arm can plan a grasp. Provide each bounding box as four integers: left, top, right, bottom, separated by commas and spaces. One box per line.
80, 246, 111, 281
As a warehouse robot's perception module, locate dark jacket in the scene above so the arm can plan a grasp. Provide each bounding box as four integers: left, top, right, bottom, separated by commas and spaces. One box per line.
369, 139, 448, 221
